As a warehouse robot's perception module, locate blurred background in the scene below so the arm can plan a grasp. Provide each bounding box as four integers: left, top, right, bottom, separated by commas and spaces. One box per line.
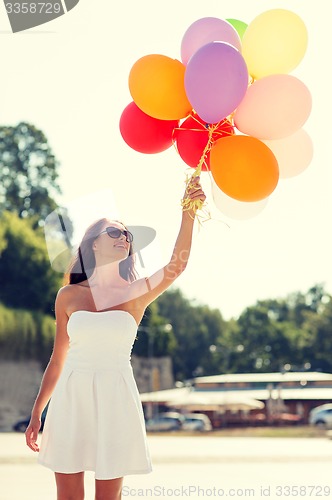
0, 0, 331, 438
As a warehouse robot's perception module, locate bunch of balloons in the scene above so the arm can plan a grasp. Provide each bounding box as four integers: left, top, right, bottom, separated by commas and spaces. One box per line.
119, 9, 312, 218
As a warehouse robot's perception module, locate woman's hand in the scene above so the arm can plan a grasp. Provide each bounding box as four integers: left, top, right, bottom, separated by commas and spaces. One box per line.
182, 176, 206, 216
25, 415, 41, 452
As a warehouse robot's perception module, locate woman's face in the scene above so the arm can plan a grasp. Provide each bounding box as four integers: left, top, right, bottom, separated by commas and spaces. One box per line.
93, 220, 131, 263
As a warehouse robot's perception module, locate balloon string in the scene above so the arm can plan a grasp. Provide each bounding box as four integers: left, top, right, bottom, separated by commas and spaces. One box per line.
181, 124, 218, 221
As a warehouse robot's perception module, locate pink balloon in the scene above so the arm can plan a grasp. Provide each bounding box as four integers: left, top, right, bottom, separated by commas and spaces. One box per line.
181, 17, 242, 65
234, 74, 312, 140
184, 42, 249, 124
263, 129, 313, 178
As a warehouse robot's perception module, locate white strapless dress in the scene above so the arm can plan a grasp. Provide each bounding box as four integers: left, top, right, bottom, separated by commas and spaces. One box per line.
38, 310, 152, 480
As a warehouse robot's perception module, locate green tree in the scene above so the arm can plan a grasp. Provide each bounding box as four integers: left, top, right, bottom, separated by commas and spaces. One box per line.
154, 288, 227, 380
285, 284, 328, 327
233, 304, 293, 373
0, 302, 55, 366
228, 285, 330, 374
301, 295, 332, 372
255, 298, 290, 323
0, 211, 62, 313
0, 122, 61, 221
132, 301, 177, 358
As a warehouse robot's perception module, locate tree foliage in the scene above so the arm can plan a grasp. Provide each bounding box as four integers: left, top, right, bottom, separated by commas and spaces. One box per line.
0, 122, 61, 221
301, 298, 332, 372
132, 300, 177, 358
153, 288, 228, 380
0, 211, 62, 313
214, 285, 332, 376
0, 302, 55, 367
137, 284, 332, 381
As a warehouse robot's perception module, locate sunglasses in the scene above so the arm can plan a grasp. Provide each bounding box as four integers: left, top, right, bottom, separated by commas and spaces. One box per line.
98, 226, 133, 243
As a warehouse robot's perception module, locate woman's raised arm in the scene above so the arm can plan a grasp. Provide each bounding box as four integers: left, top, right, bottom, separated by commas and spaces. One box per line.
140, 176, 206, 305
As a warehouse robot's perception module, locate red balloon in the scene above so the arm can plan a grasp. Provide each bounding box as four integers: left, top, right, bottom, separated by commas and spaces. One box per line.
120, 102, 178, 154
174, 113, 234, 170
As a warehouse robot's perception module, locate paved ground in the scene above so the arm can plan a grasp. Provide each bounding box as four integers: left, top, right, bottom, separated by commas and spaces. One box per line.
1, 433, 332, 499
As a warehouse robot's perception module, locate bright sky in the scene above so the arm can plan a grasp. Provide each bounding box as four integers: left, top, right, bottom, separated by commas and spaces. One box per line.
1, 0, 331, 320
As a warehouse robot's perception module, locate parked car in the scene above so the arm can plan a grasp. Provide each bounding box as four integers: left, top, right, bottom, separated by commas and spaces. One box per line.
309, 404, 332, 427
182, 413, 212, 432
145, 412, 185, 431
13, 407, 48, 432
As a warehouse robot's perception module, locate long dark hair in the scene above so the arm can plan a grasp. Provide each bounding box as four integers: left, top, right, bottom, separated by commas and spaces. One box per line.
63, 218, 138, 285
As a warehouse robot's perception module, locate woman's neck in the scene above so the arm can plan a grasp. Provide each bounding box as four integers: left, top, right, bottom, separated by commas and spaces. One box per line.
88, 261, 128, 289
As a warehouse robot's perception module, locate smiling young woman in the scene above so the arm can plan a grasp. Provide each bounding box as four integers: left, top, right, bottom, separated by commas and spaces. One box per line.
25, 177, 206, 500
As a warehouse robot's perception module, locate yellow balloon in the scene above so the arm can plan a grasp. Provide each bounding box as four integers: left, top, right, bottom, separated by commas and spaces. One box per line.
129, 54, 191, 120
242, 9, 308, 79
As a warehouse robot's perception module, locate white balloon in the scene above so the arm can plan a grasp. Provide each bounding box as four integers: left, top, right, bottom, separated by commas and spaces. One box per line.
211, 177, 268, 220
263, 129, 313, 178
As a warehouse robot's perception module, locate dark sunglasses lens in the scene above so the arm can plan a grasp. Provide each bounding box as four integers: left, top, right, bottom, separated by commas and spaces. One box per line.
106, 227, 133, 243
106, 227, 121, 239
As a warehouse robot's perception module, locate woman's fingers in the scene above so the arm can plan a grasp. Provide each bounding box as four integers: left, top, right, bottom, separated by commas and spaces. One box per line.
182, 176, 206, 211
190, 191, 206, 202
187, 180, 206, 200
186, 177, 203, 195
25, 424, 40, 452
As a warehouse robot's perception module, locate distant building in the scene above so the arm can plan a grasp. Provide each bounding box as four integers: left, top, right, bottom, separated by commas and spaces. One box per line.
192, 371, 332, 426
141, 371, 332, 428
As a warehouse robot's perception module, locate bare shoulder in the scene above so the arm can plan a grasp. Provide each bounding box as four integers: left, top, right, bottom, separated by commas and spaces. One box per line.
56, 284, 75, 303
55, 284, 85, 315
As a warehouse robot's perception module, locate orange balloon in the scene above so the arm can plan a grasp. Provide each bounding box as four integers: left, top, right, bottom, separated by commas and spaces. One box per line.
210, 135, 279, 202
129, 54, 192, 120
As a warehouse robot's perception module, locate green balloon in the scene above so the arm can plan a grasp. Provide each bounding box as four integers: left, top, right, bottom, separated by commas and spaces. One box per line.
226, 18, 248, 40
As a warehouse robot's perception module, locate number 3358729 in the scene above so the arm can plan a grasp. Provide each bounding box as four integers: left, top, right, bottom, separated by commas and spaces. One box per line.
5, 3, 62, 14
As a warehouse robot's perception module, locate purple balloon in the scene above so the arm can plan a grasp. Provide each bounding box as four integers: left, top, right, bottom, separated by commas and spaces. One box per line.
181, 17, 242, 66
184, 41, 249, 124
